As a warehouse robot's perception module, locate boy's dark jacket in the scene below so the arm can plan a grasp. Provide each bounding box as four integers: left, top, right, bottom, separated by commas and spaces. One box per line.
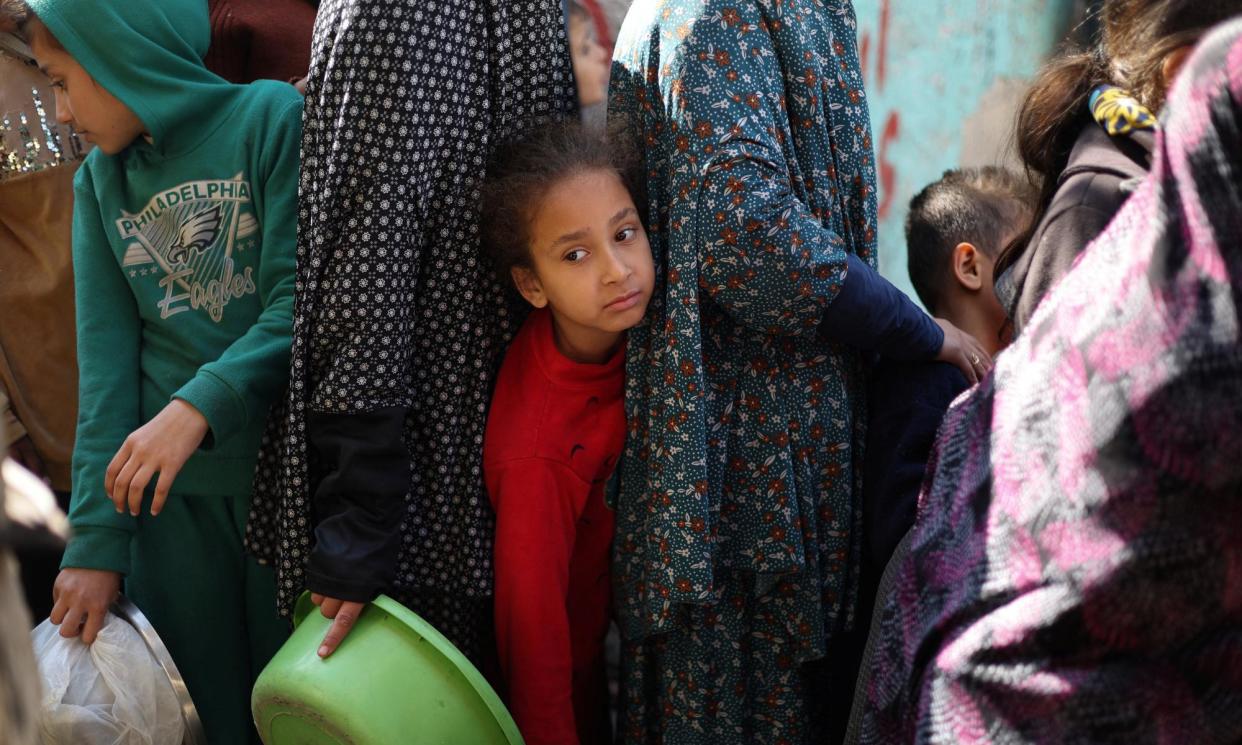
863, 359, 968, 576
822, 357, 968, 740
26, 0, 302, 574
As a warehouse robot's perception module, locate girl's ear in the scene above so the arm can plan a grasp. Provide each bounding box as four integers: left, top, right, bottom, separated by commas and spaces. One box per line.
511, 266, 548, 308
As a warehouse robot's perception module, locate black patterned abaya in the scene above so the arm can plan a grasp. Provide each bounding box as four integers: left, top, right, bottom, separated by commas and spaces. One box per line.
246, 0, 577, 663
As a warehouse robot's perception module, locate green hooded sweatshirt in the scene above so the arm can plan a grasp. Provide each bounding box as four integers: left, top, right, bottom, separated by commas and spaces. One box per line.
26, 0, 302, 575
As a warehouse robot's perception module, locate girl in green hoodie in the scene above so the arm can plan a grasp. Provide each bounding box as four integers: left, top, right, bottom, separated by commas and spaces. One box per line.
20, 0, 299, 741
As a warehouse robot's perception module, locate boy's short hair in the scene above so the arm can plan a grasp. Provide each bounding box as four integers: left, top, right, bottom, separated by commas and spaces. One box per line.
905, 167, 1036, 313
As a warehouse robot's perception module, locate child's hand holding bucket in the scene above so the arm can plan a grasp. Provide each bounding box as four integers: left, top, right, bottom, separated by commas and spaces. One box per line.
309, 593, 367, 658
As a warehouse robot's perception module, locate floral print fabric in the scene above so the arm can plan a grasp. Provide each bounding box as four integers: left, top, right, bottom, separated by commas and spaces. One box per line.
609, 1, 878, 739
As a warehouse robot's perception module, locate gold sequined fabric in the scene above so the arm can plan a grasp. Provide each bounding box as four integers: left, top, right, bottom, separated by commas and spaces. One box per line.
0, 36, 86, 181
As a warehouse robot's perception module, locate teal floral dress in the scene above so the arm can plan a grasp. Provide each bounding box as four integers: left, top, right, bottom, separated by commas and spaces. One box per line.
609, 1, 878, 742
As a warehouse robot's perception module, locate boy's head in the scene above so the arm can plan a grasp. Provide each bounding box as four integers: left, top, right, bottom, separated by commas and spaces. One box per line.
905, 167, 1035, 355
482, 121, 654, 362
14, 3, 144, 155
567, 1, 609, 108
15, 0, 216, 157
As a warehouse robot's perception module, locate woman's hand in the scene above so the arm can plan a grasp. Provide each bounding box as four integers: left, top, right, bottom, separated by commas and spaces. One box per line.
934, 319, 994, 384
310, 593, 368, 658
105, 399, 209, 517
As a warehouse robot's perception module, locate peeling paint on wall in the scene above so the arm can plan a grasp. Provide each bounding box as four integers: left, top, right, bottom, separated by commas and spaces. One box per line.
853, 0, 1075, 303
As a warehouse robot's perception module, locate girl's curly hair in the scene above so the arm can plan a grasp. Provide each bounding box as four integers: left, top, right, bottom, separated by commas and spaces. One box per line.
480, 120, 644, 284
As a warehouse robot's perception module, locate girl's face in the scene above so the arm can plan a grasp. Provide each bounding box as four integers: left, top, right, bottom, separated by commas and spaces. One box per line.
514, 168, 654, 363
30, 29, 145, 155
569, 15, 610, 108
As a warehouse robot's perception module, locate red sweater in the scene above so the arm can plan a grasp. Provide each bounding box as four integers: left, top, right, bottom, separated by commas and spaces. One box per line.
484, 309, 623, 745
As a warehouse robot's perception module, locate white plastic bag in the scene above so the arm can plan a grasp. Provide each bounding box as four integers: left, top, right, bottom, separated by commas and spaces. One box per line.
32, 614, 185, 745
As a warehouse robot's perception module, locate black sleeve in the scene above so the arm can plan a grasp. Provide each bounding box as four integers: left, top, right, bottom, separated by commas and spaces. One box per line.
819, 253, 944, 360
303, 407, 410, 602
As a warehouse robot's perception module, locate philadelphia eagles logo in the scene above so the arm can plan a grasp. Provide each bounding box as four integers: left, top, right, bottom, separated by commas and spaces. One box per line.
168, 205, 223, 265
115, 175, 259, 323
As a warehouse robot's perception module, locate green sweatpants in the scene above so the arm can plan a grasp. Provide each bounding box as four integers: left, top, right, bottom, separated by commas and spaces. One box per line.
126, 490, 289, 745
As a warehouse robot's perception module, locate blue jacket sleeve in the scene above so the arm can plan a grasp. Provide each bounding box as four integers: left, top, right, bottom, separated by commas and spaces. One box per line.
819, 254, 944, 360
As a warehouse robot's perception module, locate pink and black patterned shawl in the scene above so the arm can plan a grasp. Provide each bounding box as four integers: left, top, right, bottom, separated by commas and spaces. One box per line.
855, 19, 1242, 745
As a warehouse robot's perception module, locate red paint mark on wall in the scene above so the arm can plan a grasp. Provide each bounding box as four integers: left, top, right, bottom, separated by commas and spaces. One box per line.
877, 0, 891, 90
859, 0, 892, 90
860, 1, 900, 218
878, 111, 900, 218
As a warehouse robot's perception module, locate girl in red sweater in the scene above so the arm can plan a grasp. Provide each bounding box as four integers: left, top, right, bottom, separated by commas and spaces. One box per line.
480, 123, 653, 745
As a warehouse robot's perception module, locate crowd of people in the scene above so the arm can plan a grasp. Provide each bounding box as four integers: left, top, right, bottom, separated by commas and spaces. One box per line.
0, 0, 1239, 744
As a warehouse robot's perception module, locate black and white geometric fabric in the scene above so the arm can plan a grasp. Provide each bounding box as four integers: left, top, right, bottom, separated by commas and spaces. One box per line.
245, 0, 577, 660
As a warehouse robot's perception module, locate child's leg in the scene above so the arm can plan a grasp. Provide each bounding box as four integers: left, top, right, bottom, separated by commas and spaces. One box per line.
126, 491, 285, 745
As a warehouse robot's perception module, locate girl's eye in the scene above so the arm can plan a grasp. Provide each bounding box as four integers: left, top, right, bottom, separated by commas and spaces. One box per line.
616, 227, 636, 242
50, 80, 65, 90
564, 249, 588, 263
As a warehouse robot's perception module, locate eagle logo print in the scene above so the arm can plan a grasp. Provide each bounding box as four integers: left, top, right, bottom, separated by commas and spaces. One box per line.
115, 174, 260, 323
168, 205, 223, 265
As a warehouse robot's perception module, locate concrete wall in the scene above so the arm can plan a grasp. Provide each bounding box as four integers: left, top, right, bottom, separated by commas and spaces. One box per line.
852, 0, 1076, 302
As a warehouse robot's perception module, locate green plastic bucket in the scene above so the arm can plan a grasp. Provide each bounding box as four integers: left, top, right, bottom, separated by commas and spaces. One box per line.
252, 593, 523, 745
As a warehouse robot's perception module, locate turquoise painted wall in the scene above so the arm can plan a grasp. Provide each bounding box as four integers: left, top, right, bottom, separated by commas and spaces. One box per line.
851, 0, 1075, 302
